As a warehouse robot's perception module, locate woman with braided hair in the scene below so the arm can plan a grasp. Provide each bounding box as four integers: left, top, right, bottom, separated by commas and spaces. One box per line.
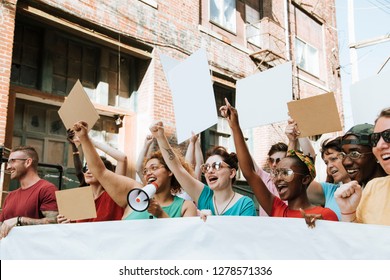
220, 98, 338, 227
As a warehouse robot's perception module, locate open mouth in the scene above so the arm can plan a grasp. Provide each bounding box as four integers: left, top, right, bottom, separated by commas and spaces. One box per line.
330, 169, 338, 175
346, 169, 358, 175
207, 175, 218, 184
147, 177, 157, 184
381, 153, 390, 161
276, 184, 288, 195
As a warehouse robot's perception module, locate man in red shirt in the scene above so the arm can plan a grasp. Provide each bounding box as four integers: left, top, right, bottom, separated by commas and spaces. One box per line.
0, 146, 58, 238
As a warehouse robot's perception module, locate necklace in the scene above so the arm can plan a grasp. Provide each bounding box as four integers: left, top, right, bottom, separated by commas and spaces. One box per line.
213, 192, 236, 215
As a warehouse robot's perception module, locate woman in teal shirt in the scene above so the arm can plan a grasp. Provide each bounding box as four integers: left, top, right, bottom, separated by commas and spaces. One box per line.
150, 122, 256, 217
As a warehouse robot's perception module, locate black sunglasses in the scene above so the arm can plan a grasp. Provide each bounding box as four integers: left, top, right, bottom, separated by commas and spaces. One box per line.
370, 129, 390, 147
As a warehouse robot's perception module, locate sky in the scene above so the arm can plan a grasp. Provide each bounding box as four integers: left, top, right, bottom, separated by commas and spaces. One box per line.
336, 0, 390, 129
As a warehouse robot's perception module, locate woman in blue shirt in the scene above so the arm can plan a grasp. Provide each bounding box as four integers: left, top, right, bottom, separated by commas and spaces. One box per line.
150, 122, 256, 217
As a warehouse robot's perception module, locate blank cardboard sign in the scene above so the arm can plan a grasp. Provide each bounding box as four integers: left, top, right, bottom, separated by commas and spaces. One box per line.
58, 80, 99, 131
55, 186, 97, 221
287, 92, 342, 137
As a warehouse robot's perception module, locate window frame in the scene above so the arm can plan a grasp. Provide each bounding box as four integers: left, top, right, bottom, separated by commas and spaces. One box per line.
209, 0, 237, 34
295, 36, 320, 77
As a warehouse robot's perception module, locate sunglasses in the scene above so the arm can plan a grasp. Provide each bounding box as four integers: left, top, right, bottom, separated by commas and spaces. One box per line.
370, 129, 390, 147
200, 161, 231, 174
270, 168, 306, 182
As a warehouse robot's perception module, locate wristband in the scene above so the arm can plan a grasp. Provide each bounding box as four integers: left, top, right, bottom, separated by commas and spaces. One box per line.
73, 151, 80, 155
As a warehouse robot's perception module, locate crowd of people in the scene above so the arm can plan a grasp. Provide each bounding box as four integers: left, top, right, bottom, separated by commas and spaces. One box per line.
1, 106, 389, 239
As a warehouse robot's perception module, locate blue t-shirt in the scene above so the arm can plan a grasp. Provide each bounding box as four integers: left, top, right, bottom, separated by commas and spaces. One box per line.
198, 185, 256, 216
320, 182, 341, 220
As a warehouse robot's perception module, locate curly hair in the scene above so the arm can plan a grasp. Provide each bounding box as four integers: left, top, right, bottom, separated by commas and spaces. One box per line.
144, 149, 193, 194
206, 146, 238, 183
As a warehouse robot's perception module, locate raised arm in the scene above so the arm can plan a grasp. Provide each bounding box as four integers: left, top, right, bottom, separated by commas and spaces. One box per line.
91, 139, 128, 176
220, 98, 274, 215
73, 121, 142, 208
150, 122, 204, 203
185, 133, 204, 181
136, 135, 154, 183
66, 129, 85, 185
185, 134, 196, 167
285, 119, 315, 158
193, 135, 204, 181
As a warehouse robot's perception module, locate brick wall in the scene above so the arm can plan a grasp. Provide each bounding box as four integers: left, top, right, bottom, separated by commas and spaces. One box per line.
0, 0, 17, 146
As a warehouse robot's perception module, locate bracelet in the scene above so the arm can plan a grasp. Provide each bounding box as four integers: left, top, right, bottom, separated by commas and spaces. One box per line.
341, 210, 356, 215
73, 151, 80, 155
16, 216, 22, 226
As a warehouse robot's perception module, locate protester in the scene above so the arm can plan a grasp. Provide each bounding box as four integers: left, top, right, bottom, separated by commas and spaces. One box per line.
57, 158, 124, 223
340, 123, 386, 187
335, 108, 390, 225
0, 146, 58, 238
150, 121, 257, 216
57, 130, 126, 223
72, 121, 197, 219
307, 136, 350, 219
136, 134, 193, 201
251, 119, 316, 217
220, 99, 338, 227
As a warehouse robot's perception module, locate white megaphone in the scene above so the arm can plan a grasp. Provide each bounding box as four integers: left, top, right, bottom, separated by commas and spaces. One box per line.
127, 182, 158, 212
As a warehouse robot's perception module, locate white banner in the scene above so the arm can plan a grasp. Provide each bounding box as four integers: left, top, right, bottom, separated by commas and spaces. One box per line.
1, 216, 390, 260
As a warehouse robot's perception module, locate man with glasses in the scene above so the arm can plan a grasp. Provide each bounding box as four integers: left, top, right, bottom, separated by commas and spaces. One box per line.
0, 146, 58, 238
340, 123, 386, 188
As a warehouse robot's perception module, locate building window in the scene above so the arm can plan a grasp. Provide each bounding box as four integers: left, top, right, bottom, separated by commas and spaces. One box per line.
209, 0, 236, 33
295, 37, 319, 76
11, 24, 42, 88
11, 17, 139, 109
52, 36, 99, 96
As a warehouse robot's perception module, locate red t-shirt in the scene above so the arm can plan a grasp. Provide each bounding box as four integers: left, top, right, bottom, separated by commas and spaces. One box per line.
271, 196, 338, 221
0, 179, 58, 222
76, 191, 123, 223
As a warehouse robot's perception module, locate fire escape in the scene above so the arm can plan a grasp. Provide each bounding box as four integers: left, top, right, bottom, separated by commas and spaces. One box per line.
246, 17, 287, 69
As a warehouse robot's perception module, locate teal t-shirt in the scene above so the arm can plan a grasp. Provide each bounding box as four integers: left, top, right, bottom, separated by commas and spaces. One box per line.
124, 195, 184, 220
320, 182, 341, 220
198, 185, 256, 216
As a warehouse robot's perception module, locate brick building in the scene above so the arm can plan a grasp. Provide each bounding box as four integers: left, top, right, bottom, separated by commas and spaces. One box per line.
0, 0, 342, 202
